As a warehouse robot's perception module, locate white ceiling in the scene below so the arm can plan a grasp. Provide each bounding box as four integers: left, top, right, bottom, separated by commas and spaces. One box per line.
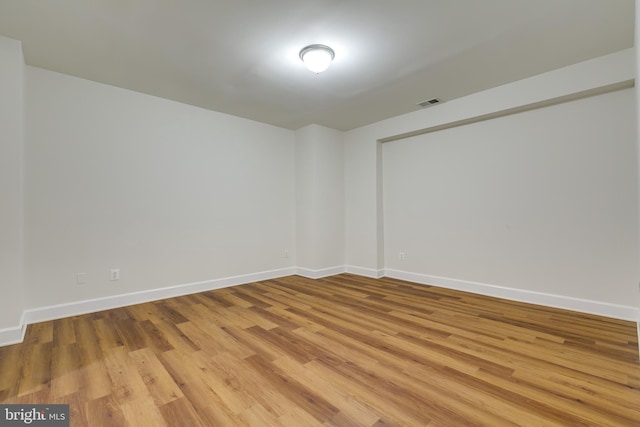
0, 1, 634, 131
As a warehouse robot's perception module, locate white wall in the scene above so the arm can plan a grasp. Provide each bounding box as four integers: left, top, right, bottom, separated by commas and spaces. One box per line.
383, 88, 637, 305
24, 66, 296, 309
0, 36, 24, 335
295, 124, 344, 274
344, 128, 384, 275
345, 48, 638, 316
635, 0, 640, 342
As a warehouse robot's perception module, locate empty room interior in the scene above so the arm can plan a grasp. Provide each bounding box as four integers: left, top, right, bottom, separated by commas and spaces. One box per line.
1, 1, 640, 426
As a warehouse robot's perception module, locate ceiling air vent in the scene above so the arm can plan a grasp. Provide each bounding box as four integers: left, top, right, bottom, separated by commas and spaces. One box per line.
417, 98, 442, 108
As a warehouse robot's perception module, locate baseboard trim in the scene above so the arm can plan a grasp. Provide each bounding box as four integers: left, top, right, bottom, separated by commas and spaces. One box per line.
296, 266, 346, 279
0, 312, 27, 347
21, 267, 296, 328
385, 269, 639, 321
345, 265, 385, 278
3, 266, 638, 347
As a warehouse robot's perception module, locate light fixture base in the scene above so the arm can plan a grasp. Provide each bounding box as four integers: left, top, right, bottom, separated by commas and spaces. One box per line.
299, 44, 335, 62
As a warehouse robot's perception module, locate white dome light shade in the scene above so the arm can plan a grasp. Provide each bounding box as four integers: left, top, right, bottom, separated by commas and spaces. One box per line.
299, 44, 335, 73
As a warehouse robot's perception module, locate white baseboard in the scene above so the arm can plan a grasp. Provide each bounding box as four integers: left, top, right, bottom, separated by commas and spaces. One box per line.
296, 266, 346, 279
0, 313, 26, 347
21, 267, 296, 330
385, 269, 639, 322
345, 265, 385, 278
3, 266, 638, 348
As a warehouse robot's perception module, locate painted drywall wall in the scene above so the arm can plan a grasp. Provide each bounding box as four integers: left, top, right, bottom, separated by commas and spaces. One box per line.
344, 126, 384, 274
345, 48, 637, 305
635, 0, 640, 342
383, 88, 637, 305
295, 124, 345, 273
0, 36, 24, 333
24, 66, 295, 309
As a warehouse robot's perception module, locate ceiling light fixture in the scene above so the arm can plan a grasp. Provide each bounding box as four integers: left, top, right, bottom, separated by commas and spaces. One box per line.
299, 44, 335, 74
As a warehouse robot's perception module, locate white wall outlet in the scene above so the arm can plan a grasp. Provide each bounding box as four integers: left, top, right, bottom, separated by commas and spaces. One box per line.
284, 250, 289, 258
76, 273, 87, 285
110, 268, 120, 281
399, 252, 405, 261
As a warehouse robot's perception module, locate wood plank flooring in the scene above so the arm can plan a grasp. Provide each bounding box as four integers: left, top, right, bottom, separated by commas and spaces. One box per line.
1, 274, 639, 426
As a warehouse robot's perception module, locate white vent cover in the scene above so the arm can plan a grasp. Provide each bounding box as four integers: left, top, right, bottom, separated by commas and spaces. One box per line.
417, 98, 442, 107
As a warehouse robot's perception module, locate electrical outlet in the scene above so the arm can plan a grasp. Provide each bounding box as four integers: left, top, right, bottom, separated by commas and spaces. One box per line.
284, 250, 289, 259
76, 273, 87, 285
399, 252, 405, 261
110, 268, 120, 281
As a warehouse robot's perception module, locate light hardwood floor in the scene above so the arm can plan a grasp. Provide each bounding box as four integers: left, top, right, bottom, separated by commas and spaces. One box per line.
0, 274, 639, 426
